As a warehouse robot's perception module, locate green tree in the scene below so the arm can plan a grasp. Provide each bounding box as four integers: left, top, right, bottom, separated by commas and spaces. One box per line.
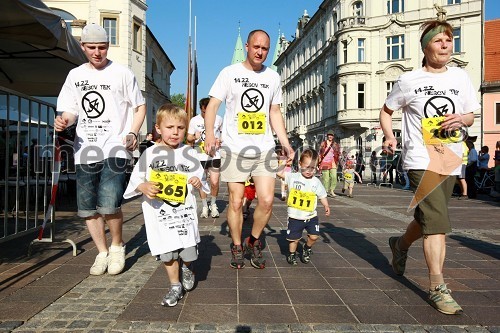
170, 93, 186, 108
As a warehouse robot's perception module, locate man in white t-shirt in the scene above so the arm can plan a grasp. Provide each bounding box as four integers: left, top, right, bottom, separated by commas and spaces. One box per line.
54, 24, 146, 277
203, 29, 294, 270
187, 97, 223, 219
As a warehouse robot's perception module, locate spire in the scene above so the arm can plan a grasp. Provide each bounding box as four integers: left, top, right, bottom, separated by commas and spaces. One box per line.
270, 25, 281, 71
231, 22, 245, 64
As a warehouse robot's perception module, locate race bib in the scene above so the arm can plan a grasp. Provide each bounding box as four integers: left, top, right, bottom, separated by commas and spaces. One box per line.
237, 112, 266, 134
422, 116, 462, 145
198, 140, 205, 154
149, 171, 187, 204
287, 189, 316, 212
344, 172, 353, 181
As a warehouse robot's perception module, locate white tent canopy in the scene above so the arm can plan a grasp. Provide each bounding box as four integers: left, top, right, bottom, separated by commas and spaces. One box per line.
0, 0, 86, 96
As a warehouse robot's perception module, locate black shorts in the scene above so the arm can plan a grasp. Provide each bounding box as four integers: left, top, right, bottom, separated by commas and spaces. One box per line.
286, 216, 320, 241
201, 159, 221, 169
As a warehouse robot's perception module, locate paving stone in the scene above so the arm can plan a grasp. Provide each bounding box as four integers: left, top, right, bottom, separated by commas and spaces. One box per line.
67, 320, 92, 329
442, 326, 468, 333
289, 324, 313, 332
372, 324, 401, 332
487, 328, 500, 333
43, 320, 68, 328
425, 327, 449, 333
465, 327, 491, 333
0, 321, 23, 330
193, 324, 216, 331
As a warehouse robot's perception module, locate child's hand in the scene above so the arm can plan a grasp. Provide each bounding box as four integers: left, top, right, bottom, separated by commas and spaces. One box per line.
137, 181, 161, 200
189, 176, 202, 189
324, 205, 330, 216
359, 180, 363, 184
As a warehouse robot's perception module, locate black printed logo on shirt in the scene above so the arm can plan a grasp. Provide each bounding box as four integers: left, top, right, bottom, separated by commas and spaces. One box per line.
423, 96, 455, 118
81, 91, 105, 119
241, 88, 264, 113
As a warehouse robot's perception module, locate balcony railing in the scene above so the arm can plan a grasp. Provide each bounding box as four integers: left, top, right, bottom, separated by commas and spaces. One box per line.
338, 16, 366, 30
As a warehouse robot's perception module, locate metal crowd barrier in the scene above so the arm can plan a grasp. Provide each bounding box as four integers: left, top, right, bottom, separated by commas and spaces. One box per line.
0, 87, 76, 256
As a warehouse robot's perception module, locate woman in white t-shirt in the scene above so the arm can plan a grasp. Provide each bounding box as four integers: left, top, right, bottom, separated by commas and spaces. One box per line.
380, 19, 479, 315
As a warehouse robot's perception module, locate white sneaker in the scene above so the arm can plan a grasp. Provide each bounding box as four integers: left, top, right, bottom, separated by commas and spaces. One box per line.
210, 204, 219, 218
107, 244, 125, 275
90, 252, 108, 275
200, 206, 209, 218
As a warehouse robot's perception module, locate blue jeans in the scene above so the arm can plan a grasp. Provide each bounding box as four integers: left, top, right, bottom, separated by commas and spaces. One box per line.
76, 158, 128, 218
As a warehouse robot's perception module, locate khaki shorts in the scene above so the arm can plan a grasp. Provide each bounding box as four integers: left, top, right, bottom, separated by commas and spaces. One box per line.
220, 149, 278, 182
408, 170, 455, 235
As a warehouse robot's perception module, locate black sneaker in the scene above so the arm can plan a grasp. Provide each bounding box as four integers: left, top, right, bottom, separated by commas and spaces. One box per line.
286, 252, 298, 266
230, 244, 245, 269
301, 245, 313, 264
243, 237, 266, 269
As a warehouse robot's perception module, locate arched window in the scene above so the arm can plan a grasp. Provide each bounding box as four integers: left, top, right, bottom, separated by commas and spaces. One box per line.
353, 1, 363, 16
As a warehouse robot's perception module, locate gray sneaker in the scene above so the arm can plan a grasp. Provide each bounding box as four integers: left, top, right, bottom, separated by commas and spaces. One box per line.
161, 287, 183, 307
428, 284, 463, 315
388, 236, 408, 276
181, 267, 195, 291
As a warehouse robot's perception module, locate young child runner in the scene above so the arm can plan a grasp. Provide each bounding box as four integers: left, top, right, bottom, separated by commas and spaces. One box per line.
124, 103, 205, 307
242, 176, 256, 221
342, 161, 362, 198
278, 149, 330, 265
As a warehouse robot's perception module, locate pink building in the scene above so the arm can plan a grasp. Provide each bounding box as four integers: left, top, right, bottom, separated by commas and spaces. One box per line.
482, 19, 500, 168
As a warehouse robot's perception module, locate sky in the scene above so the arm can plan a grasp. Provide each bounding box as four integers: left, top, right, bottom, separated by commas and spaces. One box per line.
147, 0, 500, 106
146, 0, 323, 102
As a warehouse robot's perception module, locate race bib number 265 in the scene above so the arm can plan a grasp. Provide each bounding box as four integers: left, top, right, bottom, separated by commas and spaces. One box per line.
149, 171, 187, 203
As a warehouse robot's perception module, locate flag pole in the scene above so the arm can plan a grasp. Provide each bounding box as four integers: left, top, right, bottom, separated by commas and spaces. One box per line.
185, 0, 193, 119
192, 15, 198, 117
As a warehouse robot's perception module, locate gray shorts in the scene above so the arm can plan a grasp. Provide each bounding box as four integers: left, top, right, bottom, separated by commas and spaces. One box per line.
158, 245, 198, 263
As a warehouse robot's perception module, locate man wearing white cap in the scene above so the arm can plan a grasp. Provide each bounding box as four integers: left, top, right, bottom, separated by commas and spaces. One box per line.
54, 24, 146, 276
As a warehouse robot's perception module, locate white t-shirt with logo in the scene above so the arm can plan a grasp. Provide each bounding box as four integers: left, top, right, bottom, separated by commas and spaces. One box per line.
284, 172, 327, 220
209, 63, 282, 156
123, 144, 203, 256
385, 67, 479, 175
57, 61, 146, 164
187, 114, 223, 161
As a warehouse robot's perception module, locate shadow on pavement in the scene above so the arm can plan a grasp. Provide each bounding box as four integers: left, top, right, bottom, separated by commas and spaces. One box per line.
449, 234, 500, 260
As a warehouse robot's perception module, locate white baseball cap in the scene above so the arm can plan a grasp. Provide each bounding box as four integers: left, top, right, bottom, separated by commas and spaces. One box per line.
81, 24, 109, 43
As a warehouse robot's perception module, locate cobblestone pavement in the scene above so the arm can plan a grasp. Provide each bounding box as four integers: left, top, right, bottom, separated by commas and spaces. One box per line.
0, 183, 499, 333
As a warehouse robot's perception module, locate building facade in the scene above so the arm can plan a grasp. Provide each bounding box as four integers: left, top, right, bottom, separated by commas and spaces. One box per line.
275, 0, 482, 162
483, 19, 500, 168
42, 0, 174, 140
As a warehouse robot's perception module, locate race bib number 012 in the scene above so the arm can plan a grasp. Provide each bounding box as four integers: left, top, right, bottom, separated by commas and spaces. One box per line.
287, 189, 316, 212
237, 112, 266, 134
149, 171, 187, 203
422, 116, 462, 145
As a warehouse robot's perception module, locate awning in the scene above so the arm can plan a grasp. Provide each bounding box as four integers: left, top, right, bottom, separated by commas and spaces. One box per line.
0, 0, 86, 96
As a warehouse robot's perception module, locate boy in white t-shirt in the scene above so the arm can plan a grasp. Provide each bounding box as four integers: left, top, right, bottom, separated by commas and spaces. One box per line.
124, 104, 204, 307
278, 149, 330, 266
187, 97, 223, 218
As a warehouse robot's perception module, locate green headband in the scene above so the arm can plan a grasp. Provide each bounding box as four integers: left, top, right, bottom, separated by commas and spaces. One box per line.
420, 25, 447, 51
